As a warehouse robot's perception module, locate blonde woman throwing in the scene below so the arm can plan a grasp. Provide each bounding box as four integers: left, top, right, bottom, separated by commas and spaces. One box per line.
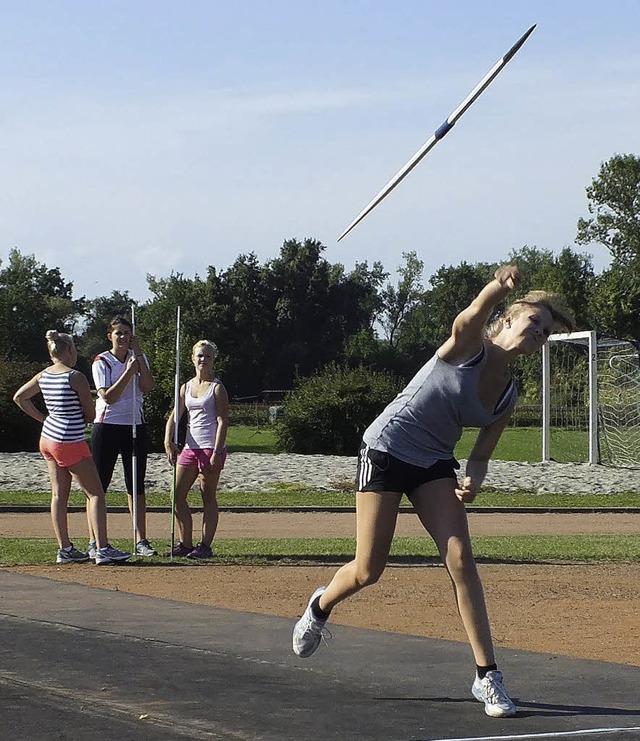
292, 265, 574, 718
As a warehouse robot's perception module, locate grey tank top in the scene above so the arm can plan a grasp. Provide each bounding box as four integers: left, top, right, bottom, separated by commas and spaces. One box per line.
362, 344, 517, 468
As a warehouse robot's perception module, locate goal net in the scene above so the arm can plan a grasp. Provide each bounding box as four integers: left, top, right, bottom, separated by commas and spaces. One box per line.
542, 331, 640, 467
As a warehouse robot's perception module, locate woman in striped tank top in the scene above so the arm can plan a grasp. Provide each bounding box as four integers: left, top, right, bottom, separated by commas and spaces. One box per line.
13, 330, 130, 565
164, 339, 229, 559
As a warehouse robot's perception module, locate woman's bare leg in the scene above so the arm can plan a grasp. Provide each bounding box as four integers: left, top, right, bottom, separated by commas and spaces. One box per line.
319, 491, 402, 613
173, 465, 199, 547
199, 469, 221, 547
47, 460, 72, 548
411, 479, 495, 666
69, 457, 108, 548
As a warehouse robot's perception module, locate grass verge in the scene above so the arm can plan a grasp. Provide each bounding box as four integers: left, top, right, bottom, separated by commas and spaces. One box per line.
3, 535, 640, 566
2, 485, 640, 509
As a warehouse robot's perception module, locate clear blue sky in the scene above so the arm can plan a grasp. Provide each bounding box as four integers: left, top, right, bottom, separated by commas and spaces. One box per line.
1, 0, 639, 301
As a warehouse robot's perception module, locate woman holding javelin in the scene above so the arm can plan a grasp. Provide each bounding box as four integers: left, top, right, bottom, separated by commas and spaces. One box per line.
292, 264, 574, 718
164, 340, 229, 559
90, 315, 156, 557
13, 330, 131, 565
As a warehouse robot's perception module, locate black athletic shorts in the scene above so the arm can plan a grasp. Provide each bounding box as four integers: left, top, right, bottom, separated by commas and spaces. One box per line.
356, 442, 459, 498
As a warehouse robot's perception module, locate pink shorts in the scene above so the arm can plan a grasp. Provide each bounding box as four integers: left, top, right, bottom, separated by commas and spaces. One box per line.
177, 447, 227, 473
39, 438, 92, 468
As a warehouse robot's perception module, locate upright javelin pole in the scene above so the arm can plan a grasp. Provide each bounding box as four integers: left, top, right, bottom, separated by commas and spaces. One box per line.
170, 306, 181, 559
337, 24, 536, 242
131, 304, 139, 555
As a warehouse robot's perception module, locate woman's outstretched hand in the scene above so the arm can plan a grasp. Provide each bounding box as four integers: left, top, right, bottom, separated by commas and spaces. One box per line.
494, 264, 521, 291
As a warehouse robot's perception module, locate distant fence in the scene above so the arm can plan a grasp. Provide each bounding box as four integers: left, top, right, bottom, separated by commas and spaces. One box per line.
228, 399, 544, 429
229, 402, 274, 427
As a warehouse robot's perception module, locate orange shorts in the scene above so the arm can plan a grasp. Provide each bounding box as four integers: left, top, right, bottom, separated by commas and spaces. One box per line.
39, 438, 92, 468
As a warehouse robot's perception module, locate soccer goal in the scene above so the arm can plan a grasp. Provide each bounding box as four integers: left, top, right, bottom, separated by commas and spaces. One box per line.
542, 331, 640, 467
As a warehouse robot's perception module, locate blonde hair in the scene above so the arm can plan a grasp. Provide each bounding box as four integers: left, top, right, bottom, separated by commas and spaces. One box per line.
487, 291, 575, 338
192, 339, 218, 359
45, 329, 74, 359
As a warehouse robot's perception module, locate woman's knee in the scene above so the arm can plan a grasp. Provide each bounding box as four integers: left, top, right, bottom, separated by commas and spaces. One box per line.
443, 541, 478, 582
353, 560, 386, 588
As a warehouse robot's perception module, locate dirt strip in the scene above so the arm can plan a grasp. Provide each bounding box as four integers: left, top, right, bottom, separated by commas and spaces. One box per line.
2, 510, 640, 539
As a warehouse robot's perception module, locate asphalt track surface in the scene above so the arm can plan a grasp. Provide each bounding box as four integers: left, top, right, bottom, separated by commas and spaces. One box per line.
1, 570, 639, 741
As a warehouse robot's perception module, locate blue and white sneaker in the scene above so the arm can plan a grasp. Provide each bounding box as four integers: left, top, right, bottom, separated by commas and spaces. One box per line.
95, 544, 132, 565
56, 544, 90, 564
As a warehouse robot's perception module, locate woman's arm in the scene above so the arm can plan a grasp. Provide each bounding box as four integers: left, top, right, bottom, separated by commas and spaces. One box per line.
439, 264, 520, 364
69, 371, 96, 422
164, 384, 187, 464
13, 374, 46, 424
455, 410, 513, 503
96, 355, 138, 405
210, 384, 230, 468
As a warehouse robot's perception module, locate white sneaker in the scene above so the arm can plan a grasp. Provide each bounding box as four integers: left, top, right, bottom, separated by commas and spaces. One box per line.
87, 541, 98, 560
135, 539, 157, 556
292, 587, 330, 658
95, 544, 132, 565
472, 670, 516, 717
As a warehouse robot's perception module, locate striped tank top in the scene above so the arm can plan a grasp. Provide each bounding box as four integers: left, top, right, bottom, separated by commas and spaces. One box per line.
39, 370, 87, 443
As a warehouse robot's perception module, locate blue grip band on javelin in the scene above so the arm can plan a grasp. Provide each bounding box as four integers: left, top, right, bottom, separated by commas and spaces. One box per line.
434, 120, 454, 139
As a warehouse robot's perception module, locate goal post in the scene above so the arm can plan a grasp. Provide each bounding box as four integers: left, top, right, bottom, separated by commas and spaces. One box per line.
542, 331, 598, 464
542, 331, 640, 467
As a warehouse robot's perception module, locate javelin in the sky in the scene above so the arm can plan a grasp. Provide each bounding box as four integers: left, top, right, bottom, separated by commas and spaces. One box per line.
337, 24, 537, 242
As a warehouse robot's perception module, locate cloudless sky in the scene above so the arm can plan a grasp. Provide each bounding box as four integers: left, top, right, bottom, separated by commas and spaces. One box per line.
1, 0, 639, 301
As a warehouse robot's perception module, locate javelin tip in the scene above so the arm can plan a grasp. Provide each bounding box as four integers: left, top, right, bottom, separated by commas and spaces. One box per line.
503, 23, 536, 62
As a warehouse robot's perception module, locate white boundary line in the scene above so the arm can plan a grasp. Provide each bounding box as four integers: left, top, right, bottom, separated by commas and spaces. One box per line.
427, 726, 640, 741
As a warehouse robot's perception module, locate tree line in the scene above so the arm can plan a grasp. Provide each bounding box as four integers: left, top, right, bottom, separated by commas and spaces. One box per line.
1, 153, 638, 452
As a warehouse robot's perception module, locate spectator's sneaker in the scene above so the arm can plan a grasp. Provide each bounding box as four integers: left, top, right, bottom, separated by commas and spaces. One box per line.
292, 587, 330, 657
95, 544, 132, 565
187, 542, 213, 559
87, 541, 98, 560
472, 670, 516, 717
165, 542, 194, 557
56, 544, 90, 564
135, 539, 157, 556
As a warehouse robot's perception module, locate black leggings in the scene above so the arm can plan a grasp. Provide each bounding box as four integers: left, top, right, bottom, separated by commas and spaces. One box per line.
91, 423, 148, 496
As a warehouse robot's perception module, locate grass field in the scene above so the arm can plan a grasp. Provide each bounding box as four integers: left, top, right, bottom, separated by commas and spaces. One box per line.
2, 486, 640, 509
226, 424, 591, 463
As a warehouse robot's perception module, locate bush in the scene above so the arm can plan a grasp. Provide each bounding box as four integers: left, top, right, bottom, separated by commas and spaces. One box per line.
275, 364, 403, 455
0, 356, 42, 451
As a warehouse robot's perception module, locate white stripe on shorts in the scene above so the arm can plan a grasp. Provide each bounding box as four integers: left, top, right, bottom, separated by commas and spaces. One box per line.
358, 444, 373, 491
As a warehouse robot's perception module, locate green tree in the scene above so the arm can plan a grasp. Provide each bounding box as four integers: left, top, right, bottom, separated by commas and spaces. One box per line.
379, 251, 424, 348
576, 153, 640, 265
590, 259, 640, 340
0, 248, 85, 362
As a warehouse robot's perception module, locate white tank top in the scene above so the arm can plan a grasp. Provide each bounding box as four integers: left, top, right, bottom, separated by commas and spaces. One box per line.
184, 379, 220, 450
